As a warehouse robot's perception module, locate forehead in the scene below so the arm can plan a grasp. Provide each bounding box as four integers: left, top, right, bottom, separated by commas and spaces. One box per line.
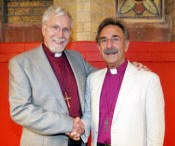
99, 24, 124, 38
46, 13, 71, 27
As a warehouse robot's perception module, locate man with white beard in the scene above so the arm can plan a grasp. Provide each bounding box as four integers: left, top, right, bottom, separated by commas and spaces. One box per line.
9, 6, 149, 146
9, 6, 90, 146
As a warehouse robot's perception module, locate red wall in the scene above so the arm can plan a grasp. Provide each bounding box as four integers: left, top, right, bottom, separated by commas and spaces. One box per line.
0, 41, 175, 145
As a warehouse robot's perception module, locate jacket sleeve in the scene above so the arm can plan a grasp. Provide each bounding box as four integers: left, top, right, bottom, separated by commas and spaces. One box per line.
9, 58, 74, 135
146, 74, 165, 146
81, 75, 92, 143
82, 57, 98, 76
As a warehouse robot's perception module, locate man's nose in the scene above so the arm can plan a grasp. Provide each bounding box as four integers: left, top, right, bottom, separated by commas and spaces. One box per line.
106, 39, 112, 48
56, 29, 64, 37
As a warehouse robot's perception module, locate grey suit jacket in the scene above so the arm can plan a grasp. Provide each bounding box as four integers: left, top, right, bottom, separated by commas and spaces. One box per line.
9, 45, 95, 146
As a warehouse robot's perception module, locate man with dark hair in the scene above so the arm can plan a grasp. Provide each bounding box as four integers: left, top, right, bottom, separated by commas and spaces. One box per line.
81, 17, 165, 146
9, 5, 150, 146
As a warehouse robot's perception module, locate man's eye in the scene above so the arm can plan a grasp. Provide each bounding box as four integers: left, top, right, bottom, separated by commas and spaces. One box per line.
101, 39, 107, 43
112, 37, 119, 41
63, 28, 70, 33
49, 26, 59, 31
52, 26, 59, 30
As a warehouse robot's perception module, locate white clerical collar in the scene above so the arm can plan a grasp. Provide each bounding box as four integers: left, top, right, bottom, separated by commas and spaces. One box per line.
54, 52, 62, 58
110, 68, 117, 74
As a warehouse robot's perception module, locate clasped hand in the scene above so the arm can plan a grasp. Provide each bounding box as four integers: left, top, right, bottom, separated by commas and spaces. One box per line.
66, 117, 85, 141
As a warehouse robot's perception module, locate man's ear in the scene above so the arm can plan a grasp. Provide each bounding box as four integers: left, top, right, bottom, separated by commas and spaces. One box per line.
97, 43, 101, 50
125, 40, 130, 52
41, 24, 45, 36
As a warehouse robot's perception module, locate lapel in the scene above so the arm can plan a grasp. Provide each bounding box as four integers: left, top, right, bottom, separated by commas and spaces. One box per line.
93, 68, 107, 131
112, 62, 138, 124
36, 46, 68, 113
64, 49, 85, 112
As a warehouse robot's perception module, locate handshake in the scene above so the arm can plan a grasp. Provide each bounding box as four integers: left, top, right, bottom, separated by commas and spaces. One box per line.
66, 117, 85, 141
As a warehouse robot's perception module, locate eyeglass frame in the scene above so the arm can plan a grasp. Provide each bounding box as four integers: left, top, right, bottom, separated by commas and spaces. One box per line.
99, 35, 121, 45
44, 23, 71, 35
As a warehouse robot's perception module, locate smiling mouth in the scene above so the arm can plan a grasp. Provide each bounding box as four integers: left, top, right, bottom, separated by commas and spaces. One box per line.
104, 49, 118, 55
54, 41, 64, 45
53, 38, 66, 45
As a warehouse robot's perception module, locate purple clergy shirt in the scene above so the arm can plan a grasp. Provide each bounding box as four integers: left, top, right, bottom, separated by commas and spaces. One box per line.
42, 43, 82, 118
97, 60, 128, 144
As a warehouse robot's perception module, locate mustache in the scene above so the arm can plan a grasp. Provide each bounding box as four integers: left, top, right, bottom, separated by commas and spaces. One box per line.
103, 48, 119, 55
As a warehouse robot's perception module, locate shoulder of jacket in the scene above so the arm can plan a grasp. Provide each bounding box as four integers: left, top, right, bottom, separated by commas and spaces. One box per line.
88, 68, 106, 78
9, 45, 42, 63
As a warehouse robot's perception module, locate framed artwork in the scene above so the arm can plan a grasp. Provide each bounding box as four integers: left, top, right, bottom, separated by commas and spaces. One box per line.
116, 0, 164, 21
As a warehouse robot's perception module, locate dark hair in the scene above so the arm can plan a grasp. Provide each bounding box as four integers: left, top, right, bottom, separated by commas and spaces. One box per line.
96, 17, 128, 43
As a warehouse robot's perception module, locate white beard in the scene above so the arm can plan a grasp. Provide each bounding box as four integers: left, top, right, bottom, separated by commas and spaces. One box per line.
50, 38, 68, 53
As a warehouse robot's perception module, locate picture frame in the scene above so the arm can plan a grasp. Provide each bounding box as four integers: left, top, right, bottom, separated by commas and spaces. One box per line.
116, 0, 165, 22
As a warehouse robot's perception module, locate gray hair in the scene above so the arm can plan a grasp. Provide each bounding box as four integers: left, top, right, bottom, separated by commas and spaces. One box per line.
42, 6, 73, 28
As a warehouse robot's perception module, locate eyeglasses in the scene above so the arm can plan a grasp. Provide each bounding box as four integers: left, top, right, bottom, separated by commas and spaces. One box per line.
99, 36, 121, 45
45, 24, 71, 34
